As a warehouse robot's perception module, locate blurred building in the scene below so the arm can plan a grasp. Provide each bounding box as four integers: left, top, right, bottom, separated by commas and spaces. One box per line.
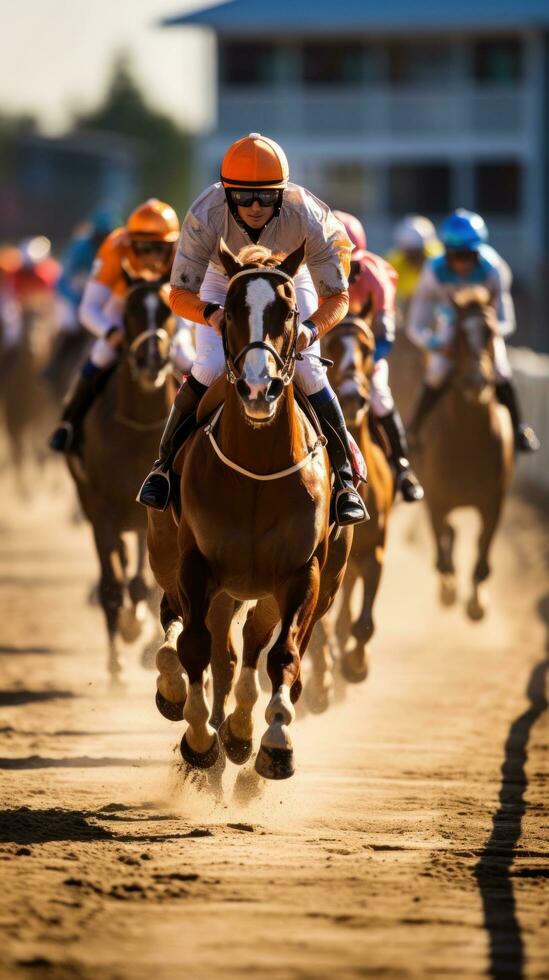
162, 0, 549, 350
0, 128, 137, 248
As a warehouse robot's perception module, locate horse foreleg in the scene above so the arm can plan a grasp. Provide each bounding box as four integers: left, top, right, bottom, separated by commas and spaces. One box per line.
220, 597, 278, 766
209, 595, 239, 731
177, 550, 218, 768
428, 505, 457, 607
93, 522, 125, 687
155, 593, 186, 721
119, 531, 148, 643
256, 559, 321, 780
304, 617, 335, 714
342, 542, 384, 684
467, 502, 502, 621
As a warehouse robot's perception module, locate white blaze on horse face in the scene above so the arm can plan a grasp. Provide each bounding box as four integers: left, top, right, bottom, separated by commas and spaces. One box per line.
144, 292, 159, 357
243, 277, 276, 398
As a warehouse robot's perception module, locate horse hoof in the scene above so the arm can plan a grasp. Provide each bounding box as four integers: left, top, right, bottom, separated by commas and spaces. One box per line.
118, 608, 142, 644
180, 731, 220, 770
155, 689, 184, 722
466, 597, 486, 622
219, 717, 253, 766
255, 744, 294, 781
440, 576, 457, 607
340, 652, 369, 684
304, 683, 331, 715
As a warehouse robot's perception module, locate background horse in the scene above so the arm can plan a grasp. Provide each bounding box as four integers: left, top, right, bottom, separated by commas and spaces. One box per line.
415, 286, 514, 619
68, 282, 177, 685
304, 315, 394, 710
148, 241, 352, 780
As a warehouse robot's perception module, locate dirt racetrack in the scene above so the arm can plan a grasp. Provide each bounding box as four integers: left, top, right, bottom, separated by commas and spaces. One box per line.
0, 461, 547, 980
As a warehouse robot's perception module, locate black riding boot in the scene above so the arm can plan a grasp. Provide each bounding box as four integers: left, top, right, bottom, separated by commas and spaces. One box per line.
495, 381, 540, 453
377, 410, 424, 502
136, 376, 206, 510
407, 383, 447, 449
311, 394, 369, 526
49, 362, 112, 454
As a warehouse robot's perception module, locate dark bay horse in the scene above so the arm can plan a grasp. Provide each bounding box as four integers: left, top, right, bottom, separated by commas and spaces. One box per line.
148, 241, 352, 779
416, 286, 514, 619
68, 283, 177, 684
305, 315, 394, 705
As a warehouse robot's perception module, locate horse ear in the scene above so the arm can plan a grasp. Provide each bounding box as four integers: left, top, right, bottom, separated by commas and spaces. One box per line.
218, 238, 242, 279
277, 241, 306, 280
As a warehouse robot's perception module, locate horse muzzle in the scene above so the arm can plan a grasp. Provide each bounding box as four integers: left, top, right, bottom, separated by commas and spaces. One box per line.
236, 375, 284, 423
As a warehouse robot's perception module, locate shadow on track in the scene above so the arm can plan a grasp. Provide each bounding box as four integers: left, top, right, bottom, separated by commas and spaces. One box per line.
0, 756, 164, 770
475, 592, 549, 980
0, 807, 213, 845
0, 690, 74, 706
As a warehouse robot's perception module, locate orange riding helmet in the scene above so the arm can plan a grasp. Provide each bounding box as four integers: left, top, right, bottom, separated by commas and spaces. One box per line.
220, 133, 289, 189
125, 199, 180, 280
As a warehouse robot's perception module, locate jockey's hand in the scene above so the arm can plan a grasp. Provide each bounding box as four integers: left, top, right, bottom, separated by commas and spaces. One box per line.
207, 307, 225, 335
105, 327, 124, 349
297, 323, 317, 352
425, 333, 446, 352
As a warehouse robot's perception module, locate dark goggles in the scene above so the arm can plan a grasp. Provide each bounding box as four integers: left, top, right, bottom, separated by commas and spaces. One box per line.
131, 240, 173, 257
229, 188, 280, 208
349, 260, 362, 282
446, 248, 479, 262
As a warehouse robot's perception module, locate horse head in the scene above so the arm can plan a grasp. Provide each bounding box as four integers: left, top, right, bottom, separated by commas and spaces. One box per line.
218, 238, 305, 424
323, 314, 375, 428
452, 285, 497, 404
123, 282, 176, 391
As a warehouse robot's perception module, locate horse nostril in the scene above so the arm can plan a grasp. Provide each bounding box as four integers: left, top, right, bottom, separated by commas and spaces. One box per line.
266, 378, 284, 402
236, 378, 251, 400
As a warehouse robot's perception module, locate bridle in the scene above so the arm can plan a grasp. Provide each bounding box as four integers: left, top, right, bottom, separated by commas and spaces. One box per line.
222, 267, 300, 388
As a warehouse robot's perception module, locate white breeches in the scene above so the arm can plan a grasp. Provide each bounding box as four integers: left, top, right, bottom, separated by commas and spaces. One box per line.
370, 358, 395, 417
426, 335, 512, 388
192, 266, 327, 395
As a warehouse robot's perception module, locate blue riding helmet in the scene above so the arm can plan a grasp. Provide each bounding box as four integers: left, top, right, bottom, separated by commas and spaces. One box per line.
439, 209, 488, 252
90, 207, 117, 236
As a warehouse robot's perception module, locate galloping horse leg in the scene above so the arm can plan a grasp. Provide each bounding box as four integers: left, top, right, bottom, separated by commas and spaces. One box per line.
119, 531, 148, 643
177, 548, 219, 768
92, 520, 126, 687
220, 597, 278, 765
209, 595, 239, 731
256, 559, 321, 780
429, 505, 457, 607
155, 592, 186, 721
467, 502, 502, 621
304, 616, 335, 714
342, 545, 384, 684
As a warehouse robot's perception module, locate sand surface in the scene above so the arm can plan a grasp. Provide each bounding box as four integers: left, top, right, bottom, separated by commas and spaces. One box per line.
0, 469, 547, 979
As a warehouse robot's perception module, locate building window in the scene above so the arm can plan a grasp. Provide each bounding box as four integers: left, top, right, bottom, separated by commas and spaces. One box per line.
302, 42, 364, 85
388, 42, 457, 85
473, 39, 523, 83
388, 164, 450, 215
220, 42, 279, 85
320, 162, 383, 215
474, 161, 521, 213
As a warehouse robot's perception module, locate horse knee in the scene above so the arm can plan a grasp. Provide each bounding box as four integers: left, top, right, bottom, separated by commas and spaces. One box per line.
474, 557, 490, 583
129, 576, 148, 606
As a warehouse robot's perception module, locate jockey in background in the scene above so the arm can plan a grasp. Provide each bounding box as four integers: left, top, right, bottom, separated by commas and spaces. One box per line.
386, 215, 442, 317
138, 132, 367, 526
55, 209, 116, 336
406, 209, 540, 453
334, 211, 423, 503
0, 237, 59, 355
49, 199, 181, 454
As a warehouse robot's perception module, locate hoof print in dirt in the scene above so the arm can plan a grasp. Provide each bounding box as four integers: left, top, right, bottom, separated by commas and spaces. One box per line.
180, 732, 220, 769
255, 744, 295, 780
219, 717, 253, 765
155, 689, 185, 722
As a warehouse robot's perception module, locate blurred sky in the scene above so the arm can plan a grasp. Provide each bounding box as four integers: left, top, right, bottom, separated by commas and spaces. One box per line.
1, 0, 221, 133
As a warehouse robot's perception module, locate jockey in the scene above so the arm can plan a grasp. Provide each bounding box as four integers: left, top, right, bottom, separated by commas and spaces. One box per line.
386, 215, 442, 314
406, 209, 540, 453
334, 211, 423, 503
49, 199, 180, 453
137, 133, 367, 526
55, 208, 116, 334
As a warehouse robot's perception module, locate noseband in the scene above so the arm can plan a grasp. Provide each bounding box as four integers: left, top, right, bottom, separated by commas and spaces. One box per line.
126, 327, 172, 383
222, 267, 299, 387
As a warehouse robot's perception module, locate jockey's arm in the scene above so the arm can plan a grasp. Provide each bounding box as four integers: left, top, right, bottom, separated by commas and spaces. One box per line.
170, 209, 218, 325
302, 199, 352, 339
406, 265, 439, 349
491, 259, 516, 339
79, 280, 116, 338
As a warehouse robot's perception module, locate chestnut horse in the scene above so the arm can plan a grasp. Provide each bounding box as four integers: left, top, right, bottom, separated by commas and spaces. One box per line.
148, 242, 352, 780
68, 283, 177, 684
416, 287, 514, 619
305, 315, 394, 708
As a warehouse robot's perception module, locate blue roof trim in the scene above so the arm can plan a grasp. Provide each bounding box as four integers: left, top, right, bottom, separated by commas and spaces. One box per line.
160, 0, 549, 32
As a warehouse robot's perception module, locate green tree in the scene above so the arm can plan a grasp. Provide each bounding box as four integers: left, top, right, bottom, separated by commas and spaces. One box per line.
75, 54, 191, 214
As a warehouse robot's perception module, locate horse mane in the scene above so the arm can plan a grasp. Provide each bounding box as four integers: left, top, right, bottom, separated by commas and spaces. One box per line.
236, 245, 284, 269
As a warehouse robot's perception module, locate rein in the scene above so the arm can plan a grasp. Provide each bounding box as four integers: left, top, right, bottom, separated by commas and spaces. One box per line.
222, 267, 299, 387
204, 404, 326, 482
